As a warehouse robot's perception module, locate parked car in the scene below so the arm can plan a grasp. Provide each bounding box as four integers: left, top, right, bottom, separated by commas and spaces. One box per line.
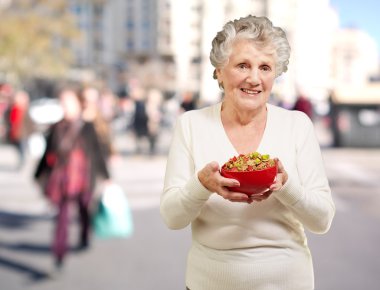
29, 98, 63, 128
28, 98, 63, 157
329, 84, 380, 147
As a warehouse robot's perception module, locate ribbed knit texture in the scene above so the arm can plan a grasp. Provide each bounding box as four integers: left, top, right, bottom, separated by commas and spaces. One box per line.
160, 103, 335, 290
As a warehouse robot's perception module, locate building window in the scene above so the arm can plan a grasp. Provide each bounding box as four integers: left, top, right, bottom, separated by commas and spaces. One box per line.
142, 20, 150, 29
126, 20, 134, 30
142, 40, 150, 49
127, 40, 134, 50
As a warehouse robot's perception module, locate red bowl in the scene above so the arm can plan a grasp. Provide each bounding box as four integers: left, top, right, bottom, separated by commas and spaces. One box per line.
220, 161, 277, 196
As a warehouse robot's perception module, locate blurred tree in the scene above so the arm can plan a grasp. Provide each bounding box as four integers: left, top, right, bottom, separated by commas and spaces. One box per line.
0, 0, 81, 85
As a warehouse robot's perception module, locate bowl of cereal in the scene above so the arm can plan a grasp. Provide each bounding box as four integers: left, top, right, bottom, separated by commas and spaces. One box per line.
220, 152, 277, 196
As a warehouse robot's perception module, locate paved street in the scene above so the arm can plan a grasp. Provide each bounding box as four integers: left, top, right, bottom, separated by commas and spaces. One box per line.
1, 139, 380, 290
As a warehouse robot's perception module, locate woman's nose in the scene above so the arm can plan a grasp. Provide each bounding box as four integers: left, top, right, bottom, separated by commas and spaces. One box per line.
246, 69, 260, 84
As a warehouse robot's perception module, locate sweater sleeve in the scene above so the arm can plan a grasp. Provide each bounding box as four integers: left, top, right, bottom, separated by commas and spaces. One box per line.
160, 115, 212, 230
274, 114, 335, 234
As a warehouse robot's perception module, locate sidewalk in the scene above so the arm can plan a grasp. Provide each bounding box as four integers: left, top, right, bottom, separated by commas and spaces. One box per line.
0, 129, 173, 215
0, 135, 191, 290
0, 147, 168, 216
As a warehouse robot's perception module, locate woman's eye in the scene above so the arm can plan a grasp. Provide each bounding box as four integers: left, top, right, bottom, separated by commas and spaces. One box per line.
238, 63, 248, 69
261, 65, 271, 71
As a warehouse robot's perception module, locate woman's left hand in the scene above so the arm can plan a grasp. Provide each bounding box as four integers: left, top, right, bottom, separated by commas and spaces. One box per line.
249, 158, 288, 203
271, 158, 288, 190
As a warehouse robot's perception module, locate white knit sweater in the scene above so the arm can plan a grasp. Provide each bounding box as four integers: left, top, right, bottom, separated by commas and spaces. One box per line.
160, 102, 335, 290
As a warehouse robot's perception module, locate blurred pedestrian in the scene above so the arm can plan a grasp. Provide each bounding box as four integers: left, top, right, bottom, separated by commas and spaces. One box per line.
160, 15, 335, 290
161, 93, 180, 130
6, 90, 34, 169
327, 91, 340, 147
292, 94, 313, 120
146, 88, 163, 155
180, 91, 197, 112
99, 87, 118, 123
81, 86, 116, 162
130, 84, 149, 154
34, 86, 110, 269
0, 83, 14, 142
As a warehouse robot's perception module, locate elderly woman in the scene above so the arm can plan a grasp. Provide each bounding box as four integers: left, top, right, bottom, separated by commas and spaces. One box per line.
160, 15, 335, 290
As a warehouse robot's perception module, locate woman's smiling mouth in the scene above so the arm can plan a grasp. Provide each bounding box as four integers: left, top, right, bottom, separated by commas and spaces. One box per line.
241, 88, 261, 95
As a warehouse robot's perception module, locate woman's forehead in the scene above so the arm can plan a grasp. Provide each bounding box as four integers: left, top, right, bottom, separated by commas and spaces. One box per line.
227, 40, 276, 64
231, 38, 275, 55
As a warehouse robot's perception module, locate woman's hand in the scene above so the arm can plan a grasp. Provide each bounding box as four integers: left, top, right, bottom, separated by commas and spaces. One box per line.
248, 158, 288, 203
198, 161, 249, 203
270, 158, 288, 190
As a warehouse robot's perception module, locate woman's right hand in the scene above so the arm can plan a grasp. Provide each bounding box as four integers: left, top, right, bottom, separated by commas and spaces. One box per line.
197, 161, 249, 203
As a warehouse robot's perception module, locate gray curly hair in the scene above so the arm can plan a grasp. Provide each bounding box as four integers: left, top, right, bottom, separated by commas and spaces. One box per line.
210, 15, 291, 79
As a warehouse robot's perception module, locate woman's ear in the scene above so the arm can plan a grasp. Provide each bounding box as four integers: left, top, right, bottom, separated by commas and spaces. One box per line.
214, 68, 222, 80
215, 68, 224, 89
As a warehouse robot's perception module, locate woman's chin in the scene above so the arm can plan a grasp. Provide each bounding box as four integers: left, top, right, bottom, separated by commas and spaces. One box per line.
238, 98, 265, 112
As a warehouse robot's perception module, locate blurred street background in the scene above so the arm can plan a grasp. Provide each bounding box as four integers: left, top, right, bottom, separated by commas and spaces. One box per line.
1, 0, 380, 290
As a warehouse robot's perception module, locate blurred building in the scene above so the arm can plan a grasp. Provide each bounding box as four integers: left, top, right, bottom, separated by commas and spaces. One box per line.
332, 28, 379, 86
66, 0, 378, 109
69, 0, 175, 93
2, 0, 378, 147
329, 29, 380, 148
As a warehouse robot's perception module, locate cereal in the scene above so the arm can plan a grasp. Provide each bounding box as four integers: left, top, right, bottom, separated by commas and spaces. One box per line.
222, 152, 275, 172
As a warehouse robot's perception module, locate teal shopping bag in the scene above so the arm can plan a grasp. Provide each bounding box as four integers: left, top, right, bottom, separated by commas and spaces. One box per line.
92, 183, 134, 238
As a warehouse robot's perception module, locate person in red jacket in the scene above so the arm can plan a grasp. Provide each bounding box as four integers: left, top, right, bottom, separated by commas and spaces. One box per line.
7, 90, 33, 169
292, 94, 314, 120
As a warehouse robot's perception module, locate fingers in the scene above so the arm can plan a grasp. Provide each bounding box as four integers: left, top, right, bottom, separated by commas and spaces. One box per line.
198, 162, 219, 192
208, 161, 220, 173
221, 189, 274, 204
223, 177, 240, 188
275, 158, 288, 183
269, 175, 283, 191
248, 190, 273, 202
199, 161, 240, 193
269, 158, 288, 191
218, 176, 245, 202
218, 156, 288, 203
199, 160, 286, 204
219, 188, 249, 202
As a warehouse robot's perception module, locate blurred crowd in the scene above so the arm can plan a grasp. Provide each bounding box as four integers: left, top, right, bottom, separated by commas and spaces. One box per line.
0, 79, 202, 171
0, 79, 202, 271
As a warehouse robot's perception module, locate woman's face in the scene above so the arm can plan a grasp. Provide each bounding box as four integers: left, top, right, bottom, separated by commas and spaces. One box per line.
60, 90, 82, 120
216, 38, 276, 113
